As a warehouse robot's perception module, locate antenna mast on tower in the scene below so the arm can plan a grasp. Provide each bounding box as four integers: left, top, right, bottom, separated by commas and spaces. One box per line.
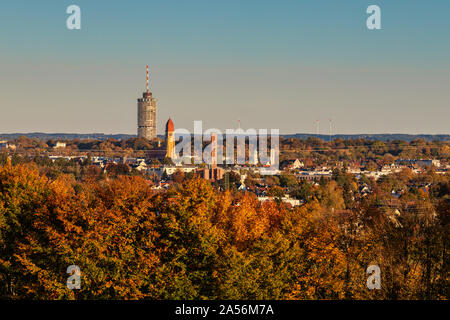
146, 64, 149, 92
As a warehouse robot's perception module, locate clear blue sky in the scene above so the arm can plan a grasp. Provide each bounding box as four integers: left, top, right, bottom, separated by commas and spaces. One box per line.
1, 0, 449, 134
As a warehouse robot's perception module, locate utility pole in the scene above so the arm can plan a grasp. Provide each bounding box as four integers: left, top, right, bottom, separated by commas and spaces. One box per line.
329, 118, 332, 142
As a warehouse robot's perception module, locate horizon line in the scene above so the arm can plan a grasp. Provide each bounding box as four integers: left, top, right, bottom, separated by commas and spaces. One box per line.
1, 132, 449, 137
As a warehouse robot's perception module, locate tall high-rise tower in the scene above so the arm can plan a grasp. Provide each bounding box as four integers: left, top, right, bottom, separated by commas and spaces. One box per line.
165, 117, 175, 159
137, 65, 157, 140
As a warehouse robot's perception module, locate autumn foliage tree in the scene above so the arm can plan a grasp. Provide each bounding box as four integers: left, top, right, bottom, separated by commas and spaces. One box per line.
0, 159, 448, 300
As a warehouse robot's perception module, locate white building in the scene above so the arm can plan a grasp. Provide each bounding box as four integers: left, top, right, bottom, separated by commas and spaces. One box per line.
0, 141, 16, 151
148, 164, 198, 177
53, 142, 66, 149
257, 195, 302, 207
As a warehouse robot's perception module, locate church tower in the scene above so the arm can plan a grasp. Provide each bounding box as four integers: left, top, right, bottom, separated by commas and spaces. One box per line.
137, 65, 157, 140
165, 117, 175, 159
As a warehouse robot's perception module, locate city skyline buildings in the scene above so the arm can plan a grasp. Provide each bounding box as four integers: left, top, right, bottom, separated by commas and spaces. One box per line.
0, 1, 449, 135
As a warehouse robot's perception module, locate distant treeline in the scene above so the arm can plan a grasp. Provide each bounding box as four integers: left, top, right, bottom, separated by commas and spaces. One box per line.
0, 133, 137, 141
283, 133, 450, 142
1, 132, 449, 142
